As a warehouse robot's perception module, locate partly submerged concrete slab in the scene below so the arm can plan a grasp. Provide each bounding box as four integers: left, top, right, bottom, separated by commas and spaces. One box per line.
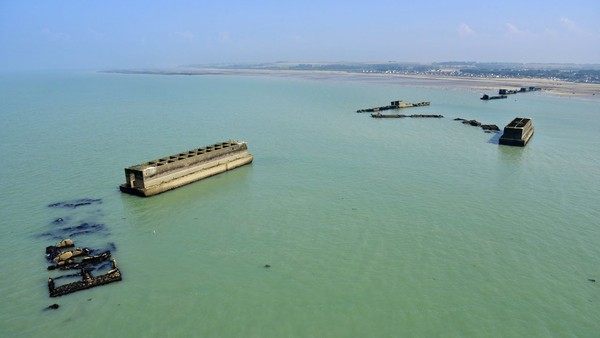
120, 140, 253, 197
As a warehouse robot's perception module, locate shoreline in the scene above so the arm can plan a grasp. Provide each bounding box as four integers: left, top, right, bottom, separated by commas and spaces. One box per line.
102, 68, 600, 99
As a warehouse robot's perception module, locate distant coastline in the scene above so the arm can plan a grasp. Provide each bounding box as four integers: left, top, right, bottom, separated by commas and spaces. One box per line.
101, 66, 600, 99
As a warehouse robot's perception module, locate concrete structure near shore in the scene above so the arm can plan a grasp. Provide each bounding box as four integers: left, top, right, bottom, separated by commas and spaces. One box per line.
120, 140, 253, 197
356, 100, 430, 113
499, 118, 534, 147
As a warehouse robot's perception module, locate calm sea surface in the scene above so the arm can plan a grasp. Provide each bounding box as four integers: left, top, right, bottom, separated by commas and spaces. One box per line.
1, 71, 599, 337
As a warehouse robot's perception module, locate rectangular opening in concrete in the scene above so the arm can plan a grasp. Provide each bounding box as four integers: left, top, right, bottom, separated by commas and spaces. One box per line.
120, 140, 252, 197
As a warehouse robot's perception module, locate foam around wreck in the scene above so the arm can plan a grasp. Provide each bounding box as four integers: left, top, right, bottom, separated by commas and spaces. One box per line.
119, 140, 253, 197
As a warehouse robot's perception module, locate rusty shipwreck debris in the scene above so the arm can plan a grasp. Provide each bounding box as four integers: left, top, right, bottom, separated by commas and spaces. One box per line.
47, 262, 121, 298
45, 239, 122, 297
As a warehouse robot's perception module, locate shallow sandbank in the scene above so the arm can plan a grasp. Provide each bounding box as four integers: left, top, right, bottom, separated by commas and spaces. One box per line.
105, 67, 600, 99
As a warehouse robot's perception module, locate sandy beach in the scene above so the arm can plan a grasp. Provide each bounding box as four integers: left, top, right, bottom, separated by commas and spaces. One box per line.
126, 67, 600, 99
388, 73, 600, 98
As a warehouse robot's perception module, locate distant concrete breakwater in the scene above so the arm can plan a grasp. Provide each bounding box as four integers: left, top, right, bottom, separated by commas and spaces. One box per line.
356, 100, 430, 113
358, 99, 533, 146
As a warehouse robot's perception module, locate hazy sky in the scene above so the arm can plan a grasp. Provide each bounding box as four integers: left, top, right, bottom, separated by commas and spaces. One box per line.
1, 0, 599, 70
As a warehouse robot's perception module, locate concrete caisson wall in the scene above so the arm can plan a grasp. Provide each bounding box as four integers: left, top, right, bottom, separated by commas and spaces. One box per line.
120, 140, 253, 197
499, 118, 534, 146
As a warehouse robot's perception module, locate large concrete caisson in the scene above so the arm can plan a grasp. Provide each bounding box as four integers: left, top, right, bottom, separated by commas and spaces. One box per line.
499, 118, 534, 147
120, 140, 253, 197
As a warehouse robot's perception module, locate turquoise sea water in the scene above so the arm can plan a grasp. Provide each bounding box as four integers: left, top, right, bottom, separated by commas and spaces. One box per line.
1, 71, 599, 337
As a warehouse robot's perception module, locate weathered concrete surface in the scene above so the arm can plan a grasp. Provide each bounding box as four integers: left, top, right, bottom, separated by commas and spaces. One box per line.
454, 118, 500, 133
499, 117, 534, 146
120, 140, 253, 197
357, 100, 431, 113
371, 113, 443, 118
